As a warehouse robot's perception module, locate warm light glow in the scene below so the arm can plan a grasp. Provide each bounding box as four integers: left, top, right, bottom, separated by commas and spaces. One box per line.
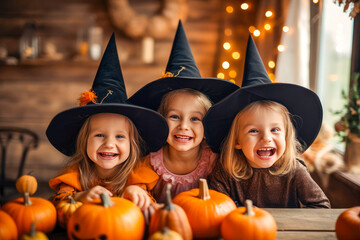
248, 26, 256, 33
232, 52, 240, 60
229, 79, 236, 83
277, 44, 285, 52
223, 42, 231, 50
229, 70, 237, 78
225, 28, 232, 36
268, 60, 276, 69
253, 29, 260, 37
217, 72, 225, 79
222, 61, 230, 69
313, 0, 319, 4
226, 6, 234, 13
329, 74, 338, 82
264, 24, 271, 30
268, 73, 275, 82
282, 26, 289, 32
265, 11, 273, 17
241, 3, 249, 10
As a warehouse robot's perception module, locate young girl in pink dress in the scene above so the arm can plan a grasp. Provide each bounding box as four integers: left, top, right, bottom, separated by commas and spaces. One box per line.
123, 21, 239, 212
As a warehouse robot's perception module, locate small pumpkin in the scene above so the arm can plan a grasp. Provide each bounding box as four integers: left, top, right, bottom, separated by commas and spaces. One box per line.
67, 193, 145, 240
148, 226, 183, 240
221, 199, 277, 240
56, 195, 83, 228
20, 222, 49, 240
0, 209, 18, 240
2, 176, 57, 235
335, 206, 360, 240
172, 178, 237, 238
149, 184, 192, 240
16, 174, 38, 196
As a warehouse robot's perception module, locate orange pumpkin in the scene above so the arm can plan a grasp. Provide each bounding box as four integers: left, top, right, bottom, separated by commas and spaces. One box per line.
20, 222, 49, 240
0, 209, 18, 240
335, 206, 360, 240
16, 175, 38, 196
67, 193, 145, 240
56, 195, 83, 228
148, 227, 184, 240
2, 194, 57, 236
3, 175, 56, 236
149, 184, 193, 240
221, 199, 277, 240
172, 178, 237, 238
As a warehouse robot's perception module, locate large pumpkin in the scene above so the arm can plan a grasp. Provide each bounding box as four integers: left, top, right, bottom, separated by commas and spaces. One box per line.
335, 206, 360, 240
221, 199, 277, 240
0, 209, 18, 240
172, 178, 237, 238
149, 184, 193, 240
67, 193, 145, 240
2, 176, 57, 236
56, 195, 83, 228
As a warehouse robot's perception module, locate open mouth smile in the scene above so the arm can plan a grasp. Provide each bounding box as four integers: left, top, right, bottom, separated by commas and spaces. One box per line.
256, 147, 276, 158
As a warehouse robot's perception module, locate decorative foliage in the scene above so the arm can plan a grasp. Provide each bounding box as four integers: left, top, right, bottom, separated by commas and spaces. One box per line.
172, 178, 237, 239
334, 0, 360, 18
67, 193, 145, 240
79, 90, 97, 106
333, 73, 360, 142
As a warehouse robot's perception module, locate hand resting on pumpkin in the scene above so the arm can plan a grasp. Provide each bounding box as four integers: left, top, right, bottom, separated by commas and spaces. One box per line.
123, 185, 163, 223
74, 185, 113, 203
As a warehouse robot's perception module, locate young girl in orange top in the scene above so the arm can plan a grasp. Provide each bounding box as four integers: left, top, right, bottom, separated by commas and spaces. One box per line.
123, 21, 239, 210
47, 34, 168, 205
203, 36, 330, 208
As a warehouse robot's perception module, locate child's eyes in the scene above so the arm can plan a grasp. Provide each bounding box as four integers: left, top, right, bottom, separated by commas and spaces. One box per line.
249, 129, 258, 133
116, 135, 125, 139
95, 134, 104, 137
190, 117, 201, 121
168, 115, 179, 120
272, 128, 280, 132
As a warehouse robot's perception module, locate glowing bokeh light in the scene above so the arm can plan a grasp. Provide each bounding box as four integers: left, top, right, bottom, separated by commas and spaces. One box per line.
265, 11, 273, 17
229, 70, 237, 78
264, 24, 271, 30
217, 72, 225, 79
223, 42, 231, 50
248, 26, 256, 33
282, 26, 289, 32
253, 29, 260, 37
226, 6, 234, 13
277, 44, 285, 52
225, 28, 232, 36
241, 3, 249, 10
222, 61, 230, 69
268, 60, 276, 69
232, 52, 240, 60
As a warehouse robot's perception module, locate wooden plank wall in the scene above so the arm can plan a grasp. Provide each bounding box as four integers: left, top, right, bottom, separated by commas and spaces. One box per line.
0, 0, 222, 182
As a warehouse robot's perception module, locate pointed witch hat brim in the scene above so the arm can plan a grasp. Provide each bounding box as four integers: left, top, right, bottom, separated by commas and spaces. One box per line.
46, 33, 168, 156
203, 35, 322, 153
128, 20, 239, 111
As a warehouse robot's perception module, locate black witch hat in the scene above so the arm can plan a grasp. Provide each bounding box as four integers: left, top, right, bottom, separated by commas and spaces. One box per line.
128, 20, 239, 111
203, 35, 323, 153
46, 33, 168, 156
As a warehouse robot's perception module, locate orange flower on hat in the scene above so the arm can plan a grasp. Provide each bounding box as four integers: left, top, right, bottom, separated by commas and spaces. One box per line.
160, 72, 174, 78
79, 90, 97, 106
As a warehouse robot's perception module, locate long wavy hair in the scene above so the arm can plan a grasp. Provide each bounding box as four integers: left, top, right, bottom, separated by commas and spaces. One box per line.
65, 114, 143, 196
220, 100, 302, 180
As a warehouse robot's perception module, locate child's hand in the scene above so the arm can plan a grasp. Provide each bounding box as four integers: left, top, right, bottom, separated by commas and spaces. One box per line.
75, 185, 113, 203
122, 185, 151, 211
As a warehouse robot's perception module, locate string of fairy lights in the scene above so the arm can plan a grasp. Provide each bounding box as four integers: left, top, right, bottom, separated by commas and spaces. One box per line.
216, 0, 320, 84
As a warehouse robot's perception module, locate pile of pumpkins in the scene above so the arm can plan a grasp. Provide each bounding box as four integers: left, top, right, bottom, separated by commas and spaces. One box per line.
1, 175, 360, 240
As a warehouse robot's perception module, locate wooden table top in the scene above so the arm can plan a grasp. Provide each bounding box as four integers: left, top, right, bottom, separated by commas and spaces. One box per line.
265, 208, 345, 240
50, 208, 346, 240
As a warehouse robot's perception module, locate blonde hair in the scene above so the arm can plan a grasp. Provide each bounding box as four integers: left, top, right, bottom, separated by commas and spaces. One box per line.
158, 88, 212, 116
66, 114, 143, 196
220, 100, 302, 180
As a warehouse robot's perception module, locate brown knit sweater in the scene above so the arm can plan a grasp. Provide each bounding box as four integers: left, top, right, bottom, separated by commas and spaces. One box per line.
207, 159, 331, 208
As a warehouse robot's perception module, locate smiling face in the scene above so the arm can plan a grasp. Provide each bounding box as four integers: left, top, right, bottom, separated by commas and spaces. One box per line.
86, 113, 131, 178
163, 91, 208, 154
236, 105, 286, 168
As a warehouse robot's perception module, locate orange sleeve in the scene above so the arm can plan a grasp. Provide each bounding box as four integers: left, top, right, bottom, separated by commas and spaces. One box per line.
48, 170, 83, 206
126, 155, 159, 202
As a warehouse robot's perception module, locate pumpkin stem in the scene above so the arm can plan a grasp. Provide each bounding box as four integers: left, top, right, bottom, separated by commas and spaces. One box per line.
24, 192, 32, 206
68, 195, 76, 204
198, 178, 211, 200
100, 193, 114, 208
244, 199, 255, 216
30, 222, 36, 237
164, 183, 175, 211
